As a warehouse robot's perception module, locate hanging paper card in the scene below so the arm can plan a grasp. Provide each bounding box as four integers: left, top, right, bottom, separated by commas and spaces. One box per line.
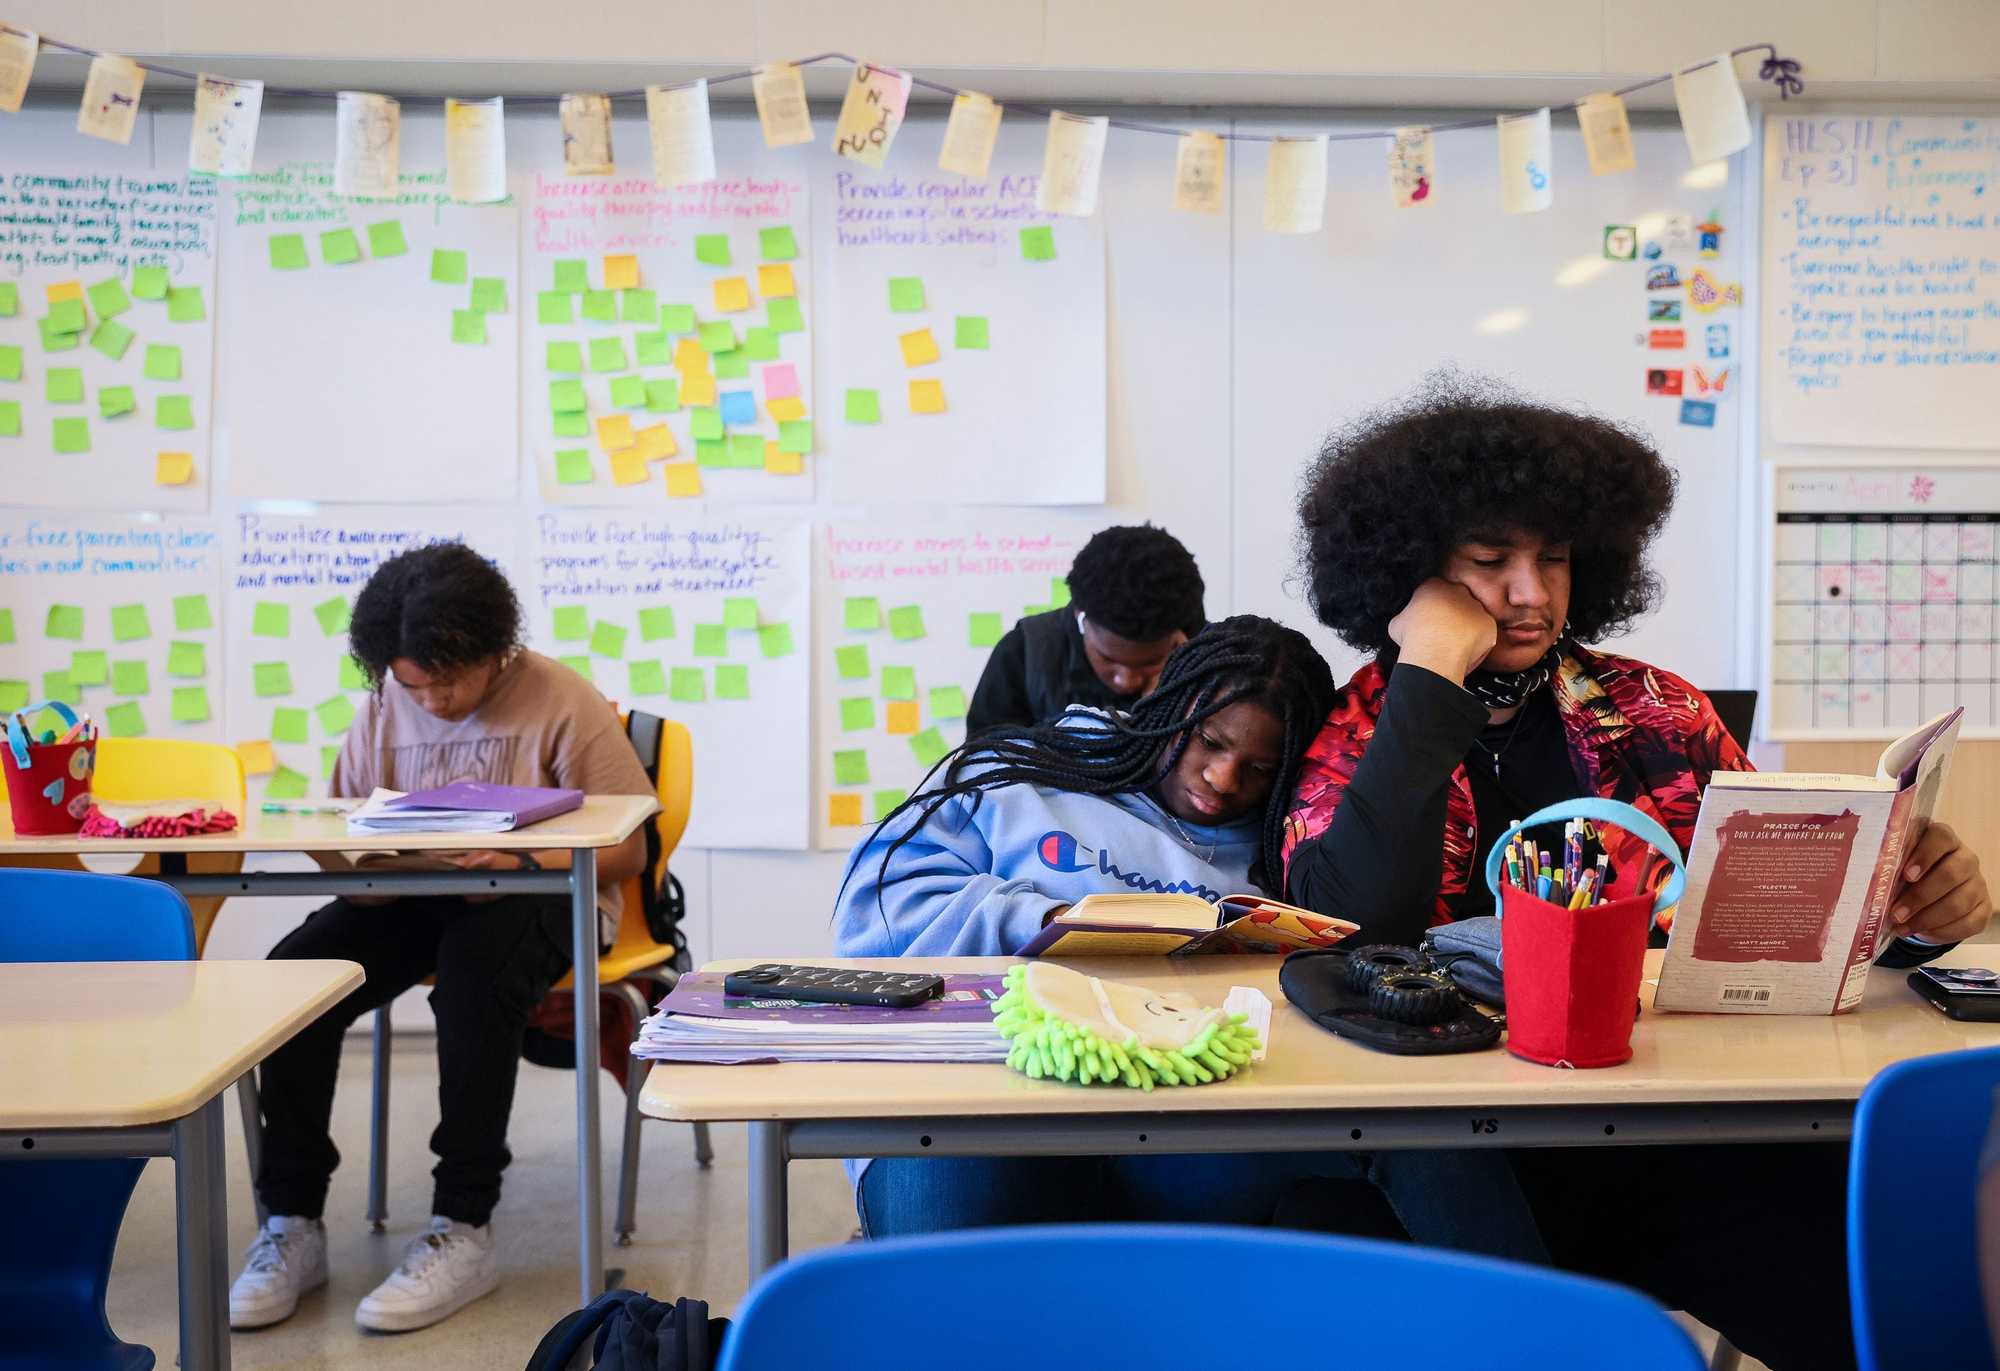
1497, 108, 1553, 214
1036, 111, 1109, 217
833, 62, 913, 168
1388, 127, 1433, 207
1172, 131, 1226, 214
1673, 53, 1751, 164
939, 90, 1002, 179
753, 62, 814, 148
0, 25, 37, 115
1263, 135, 1327, 233
646, 80, 716, 187
335, 91, 401, 198
189, 75, 263, 177
1576, 92, 1635, 176
443, 97, 507, 203
77, 53, 144, 145
559, 94, 614, 175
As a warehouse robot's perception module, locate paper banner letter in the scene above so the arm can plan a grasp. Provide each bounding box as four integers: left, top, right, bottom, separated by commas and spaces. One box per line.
1172, 131, 1226, 214
1036, 111, 1110, 217
0, 24, 36, 114
560, 93, 614, 175
445, 97, 508, 203
753, 61, 814, 148
189, 74, 263, 177
1263, 135, 1327, 233
1576, 92, 1636, 176
1673, 53, 1751, 164
335, 91, 401, 198
833, 62, 913, 168
1497, 108, 1553, 214
939, 90, 1003, 179
1388, 127, 1433, 207
646, 80, 716, 187
77, 53, 144, 144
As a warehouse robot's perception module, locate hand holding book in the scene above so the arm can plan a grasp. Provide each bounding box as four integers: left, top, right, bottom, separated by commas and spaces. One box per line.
1891, 820, 1993, 946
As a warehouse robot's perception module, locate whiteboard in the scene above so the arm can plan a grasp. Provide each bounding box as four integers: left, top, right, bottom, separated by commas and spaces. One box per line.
1763, 108, 2000, 450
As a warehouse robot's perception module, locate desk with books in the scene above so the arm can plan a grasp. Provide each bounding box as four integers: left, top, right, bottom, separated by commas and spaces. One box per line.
640, 948, 1998, 1278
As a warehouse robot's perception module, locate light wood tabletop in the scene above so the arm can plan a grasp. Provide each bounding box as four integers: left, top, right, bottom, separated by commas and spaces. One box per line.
641, 947, 2000, 1123
0, 793, 658, 856
0, 959, 363, 1129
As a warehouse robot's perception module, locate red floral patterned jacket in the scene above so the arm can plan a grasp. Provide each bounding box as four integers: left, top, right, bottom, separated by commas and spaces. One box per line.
1282, 645, 1752, 930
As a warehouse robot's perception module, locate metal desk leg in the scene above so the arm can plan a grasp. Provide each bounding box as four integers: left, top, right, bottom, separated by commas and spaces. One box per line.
173, 1096, 231, 1371
570, 848, 604, 1304
747, 1121, 790, 1279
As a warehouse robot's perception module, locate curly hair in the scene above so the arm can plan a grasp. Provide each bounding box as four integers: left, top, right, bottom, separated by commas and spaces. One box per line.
1067, 523, 1206, 642
347, 542, 523, 689
1296, 374, 1677, 655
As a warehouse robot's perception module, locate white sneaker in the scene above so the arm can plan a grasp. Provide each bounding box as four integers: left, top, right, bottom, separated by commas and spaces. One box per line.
354, 1216, 500, 1333
229, 1215, 328, 1329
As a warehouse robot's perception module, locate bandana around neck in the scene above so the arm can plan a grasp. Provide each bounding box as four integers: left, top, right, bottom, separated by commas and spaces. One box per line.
1462, 641, 1564, 711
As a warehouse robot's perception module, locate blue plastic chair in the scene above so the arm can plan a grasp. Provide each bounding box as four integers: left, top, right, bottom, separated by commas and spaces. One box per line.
716, 1224, 1706, 1371
0, 868, 197, 1371
1850, 1045, 2000, 1371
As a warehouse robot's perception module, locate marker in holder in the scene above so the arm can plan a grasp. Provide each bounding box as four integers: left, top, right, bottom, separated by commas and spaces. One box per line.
3, 701, 97, 836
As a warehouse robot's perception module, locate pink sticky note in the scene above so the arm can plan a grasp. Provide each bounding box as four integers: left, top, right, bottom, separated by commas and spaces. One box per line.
761, 362, 800, 401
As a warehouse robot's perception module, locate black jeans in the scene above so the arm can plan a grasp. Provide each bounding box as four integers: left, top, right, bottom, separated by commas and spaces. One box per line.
254, 894, 573, 1228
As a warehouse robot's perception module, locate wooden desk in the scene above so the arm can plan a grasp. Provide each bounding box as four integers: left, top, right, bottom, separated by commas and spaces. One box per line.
0, 793, 658, 1304
0, 959, 364, 1371
642, 948, 2000, 1277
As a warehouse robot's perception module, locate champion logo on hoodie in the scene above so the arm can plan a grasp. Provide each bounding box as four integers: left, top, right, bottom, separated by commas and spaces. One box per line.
1036, 830, 1224, 902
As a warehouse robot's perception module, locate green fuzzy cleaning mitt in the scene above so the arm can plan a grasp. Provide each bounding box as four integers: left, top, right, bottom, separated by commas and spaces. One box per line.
991, 962, 1261, 1089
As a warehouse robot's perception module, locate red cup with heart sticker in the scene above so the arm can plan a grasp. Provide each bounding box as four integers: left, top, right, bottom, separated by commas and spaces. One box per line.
3, 700, 96, 835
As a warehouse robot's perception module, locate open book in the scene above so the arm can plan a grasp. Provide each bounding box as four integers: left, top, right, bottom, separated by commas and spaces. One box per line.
1015, 892, 1360, 958
1656, 708, 1962, 1015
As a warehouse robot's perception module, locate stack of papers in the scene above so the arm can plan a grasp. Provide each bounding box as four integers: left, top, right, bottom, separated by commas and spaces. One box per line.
633, 972, 1011, 1065
345, 783, 583, 834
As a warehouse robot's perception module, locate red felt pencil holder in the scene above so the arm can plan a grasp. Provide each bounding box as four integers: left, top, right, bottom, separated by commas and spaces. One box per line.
2, 701, 95, 835
1499, 883, 1652, 1068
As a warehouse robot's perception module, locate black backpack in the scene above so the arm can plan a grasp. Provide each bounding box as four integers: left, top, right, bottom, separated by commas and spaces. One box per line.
525, 1290, 728, 1371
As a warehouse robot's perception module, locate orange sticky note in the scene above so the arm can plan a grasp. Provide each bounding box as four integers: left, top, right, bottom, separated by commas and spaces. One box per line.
155, 451, 195, 484
899, 328, 941, 367
680, 372, 717, 406
765, 442, 803, 476
768, 395, 807, 423
757, 264, 796, 298
611, 449, 648, 484
663, 463, 703, 498
603, 254, 640, 289
885, 700, 920, 735
909, 378, 947, 414
235, 740, 276, 775
829, 793, 865, 826
47, 280, 83, 303
635, 423, 677, 460
596, 414, 636, 451
674, 337, 710, 372
713, 276, 753, 313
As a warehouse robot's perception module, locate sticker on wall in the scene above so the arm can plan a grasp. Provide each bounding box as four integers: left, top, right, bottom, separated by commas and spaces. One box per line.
1603, 225, 1637, 260
1697, 218, 1724, 257
1646, 264, 1682, 291
1642, 240, 1664, 260
1687, 268, 1743, 313
1646, 368, 1684, 397
1648, 328, 1685, 350
1705, 323, 1731, 358
1648, 299, 1682, 323
1679, 398, 1717, 428
1692, 364, 1732, 396
1664, 214, 1694, 250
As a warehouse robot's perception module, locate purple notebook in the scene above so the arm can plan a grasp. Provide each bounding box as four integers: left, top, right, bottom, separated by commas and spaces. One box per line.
382, 781, 584, 827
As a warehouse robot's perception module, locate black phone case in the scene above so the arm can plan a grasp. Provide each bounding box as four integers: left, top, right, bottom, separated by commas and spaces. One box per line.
1907, 971, 2000, 1023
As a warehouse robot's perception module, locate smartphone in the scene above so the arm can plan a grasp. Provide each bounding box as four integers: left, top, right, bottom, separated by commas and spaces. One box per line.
1908, 966, 2000, 1022
722, 963, 946, 1009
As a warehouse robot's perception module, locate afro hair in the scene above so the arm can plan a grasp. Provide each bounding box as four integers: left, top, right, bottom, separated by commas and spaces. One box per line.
1067, 523, 1207, 643
347, 541, 523, 688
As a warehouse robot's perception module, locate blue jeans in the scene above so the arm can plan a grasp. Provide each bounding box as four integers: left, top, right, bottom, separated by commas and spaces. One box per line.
856, 1149, 1546, 1262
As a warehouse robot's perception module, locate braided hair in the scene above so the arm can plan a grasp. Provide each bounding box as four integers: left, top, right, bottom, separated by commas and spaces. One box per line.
851, 615, 1339, 929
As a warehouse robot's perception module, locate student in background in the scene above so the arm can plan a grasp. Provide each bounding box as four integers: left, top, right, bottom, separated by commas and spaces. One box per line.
965, 523, 1206, 733
1283, 376, 1992, 1371
229, 543, 653, 1335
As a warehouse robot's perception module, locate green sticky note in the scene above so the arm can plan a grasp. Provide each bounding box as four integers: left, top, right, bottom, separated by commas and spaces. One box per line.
670, 667, 706, 703
742, 327, 780, 362
156, 395, 195, 430
928, 685, 968, 720
269, 233, 309, 270
760, 226, 798, 261
695, 233, 732, 266
452, 309, 487, 344
271, 706, 309, 743
778, 420, 813, 455
714, 351, 749, 381
554, 449, 593, 484
0, 679, 24, 711
552, 605, 589, 640
644, 378, 680, 412
111, 659, 149, 695
609, 375, 646, 409
253, 661, 293, 697
98, 385, 135, 418
538, 291, 575, 325
41, 669, 77, 705
320, 745, 340, 780
0, 343, 19, 380
845, 388, 881, 424
167, 287, 206, 323
841, 697, 876, 731
39, 317, 80, 352
0, 608, 10, 643
694, 439, 727, 468
68, 649, 107, 685
252, 601, 290, 637
553, 413, 590, 438
367, 220, 408, 257
660, 303, 697, 334
47, 367, 83, 403
910, 726, 950, 769
265, 767, 308, 801
889, 605, 927, 641
590, 337, 628, 372
692, 624, 727, 657
105, 700, 147, 737
313, 596, 351, 636
560, 654, 592, 680
581, 289, 617, 323
590, 620, 627, 659
758, 624, 795, 659
833, 749, 870, 786
722, 597, 758, 630
845, 598, 882, 631
166, 641, 206, 677
714, 664, 750, 700
871, 788, 909, 822
638, 606, 676, 641
546, 341, 583, 374
836, 644, 871, 680
0, 400, 19, 436
698, 321, 737, 353
91, 318, 135, 360
48, 298, 86, 334
689, 406, 723, 441
338, 655, 368, 690
549, 379, 587, 414
315, 693, 357, 735
110, 604, 150, 641
144, 344, 182, 381
1021, 225, 1056, 261
634, 330, 671, 366
881, 666, 917, 700
955, 315, 991, 349
1050, 576, 1072, 608
767, 297, 804, 334
46, 604, 85, 639
320, 228, 362, 265
171, 686, 210, 723
621, 288, 657, 323
553, 259, 589, 292
628, 660, 667, 696
430, 249, 468, 283
172, 594, 212, 631
470, 277, 507, 313
888, 277, 926, 312
89, 276, 131, 317
727, 433, 763, 467
52, 417, 89, 453
132, 266, 167, 300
